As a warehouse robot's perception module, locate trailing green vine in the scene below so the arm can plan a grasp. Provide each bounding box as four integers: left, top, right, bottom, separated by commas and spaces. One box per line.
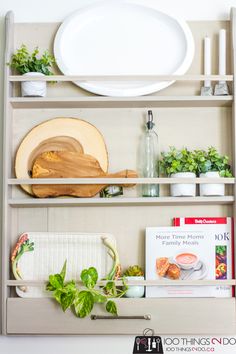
46, 261, 128, 318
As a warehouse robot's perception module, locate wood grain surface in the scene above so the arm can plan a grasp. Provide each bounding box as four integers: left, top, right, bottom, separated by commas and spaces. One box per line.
32, 151, 138, 197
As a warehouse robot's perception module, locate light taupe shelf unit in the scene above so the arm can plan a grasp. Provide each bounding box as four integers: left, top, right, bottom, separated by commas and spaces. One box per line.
2, 9, 236, 335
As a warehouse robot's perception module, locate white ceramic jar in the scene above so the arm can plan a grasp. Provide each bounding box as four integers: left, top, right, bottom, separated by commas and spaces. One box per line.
200, 171, 225, 196
21, 72, 46, 97
170, 172, 196, 197
124, 276, 145, 298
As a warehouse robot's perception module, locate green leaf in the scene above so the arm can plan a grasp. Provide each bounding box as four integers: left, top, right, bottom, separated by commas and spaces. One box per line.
49, 274, 64, 290
74, 291, 94, 318
46, 282, 55, 291
104, 281, 115, 291
106, 300, 118, 316
64, 280, 76, 292
60, 291, 75, 312
60, 260, 67, 282
52, 279, 77, 311
54, 289, 63, 305
93, 292, 107, 303
80, 267, 98, 289
103, 281, 117, 297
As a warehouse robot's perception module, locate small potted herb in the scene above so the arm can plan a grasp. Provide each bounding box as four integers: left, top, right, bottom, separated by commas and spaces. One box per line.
123, 265, 145, 298
194, 147, 233, 196
159, 147, 197, 197
8, 44, 55, 97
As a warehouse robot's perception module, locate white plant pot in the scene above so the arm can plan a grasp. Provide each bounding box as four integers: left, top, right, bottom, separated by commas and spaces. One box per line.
200, 171, 225, 196
170, 172, 196, 197
124, 276, 145, 298
21, 72, 46, 97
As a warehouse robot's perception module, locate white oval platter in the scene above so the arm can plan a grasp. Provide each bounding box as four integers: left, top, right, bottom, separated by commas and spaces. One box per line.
54, 1, 195, 97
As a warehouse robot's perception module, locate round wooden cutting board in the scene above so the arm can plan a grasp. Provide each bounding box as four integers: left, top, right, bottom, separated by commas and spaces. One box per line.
15, 118, 109, 195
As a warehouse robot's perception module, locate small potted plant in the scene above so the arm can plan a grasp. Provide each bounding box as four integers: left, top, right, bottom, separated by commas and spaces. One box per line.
8, 44, 55, 97
159, 147, 198, 197
123, 265, 145, 298
194, 147, 233, 196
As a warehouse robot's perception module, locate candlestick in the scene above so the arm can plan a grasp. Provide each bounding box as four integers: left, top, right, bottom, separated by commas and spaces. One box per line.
214, 29, 229, 95
204, 36, 211, 87
201, 36, 213, 96
219, 29, 226, 81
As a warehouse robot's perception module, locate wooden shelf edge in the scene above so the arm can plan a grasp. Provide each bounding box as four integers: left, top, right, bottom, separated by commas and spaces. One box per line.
8, 196, 235, 207
10, 95, 233, 108
9, 74, 234, 82
8, 177, 235, 185
7, 279, 236, 287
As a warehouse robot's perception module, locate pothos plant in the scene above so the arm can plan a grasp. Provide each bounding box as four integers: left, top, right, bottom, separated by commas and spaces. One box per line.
8, 44, 55, 75
46, 260, 127, 318
159, 147, 198, 176
11, 235, 128, 318
46, 236, 127, 317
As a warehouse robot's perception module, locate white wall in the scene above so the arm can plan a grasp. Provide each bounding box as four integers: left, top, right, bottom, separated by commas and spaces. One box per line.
1, 0, 236, 353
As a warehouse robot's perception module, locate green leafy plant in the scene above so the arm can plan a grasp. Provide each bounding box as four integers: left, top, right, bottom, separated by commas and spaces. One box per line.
193, 147, 233, 177
123, 265, 144, 277
8, 44, 55, 75
46, 261, 128, 318
159, 147, 198, 176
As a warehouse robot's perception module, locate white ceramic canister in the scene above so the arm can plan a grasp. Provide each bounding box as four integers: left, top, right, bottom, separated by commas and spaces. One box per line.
170, 172, 196, 197
124, 276, 145, 298
199, 171, 225, 196
21, 72, 46, 97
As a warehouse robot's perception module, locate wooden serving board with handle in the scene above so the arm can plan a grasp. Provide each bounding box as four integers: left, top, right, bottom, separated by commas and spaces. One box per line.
31, 151, 138, 198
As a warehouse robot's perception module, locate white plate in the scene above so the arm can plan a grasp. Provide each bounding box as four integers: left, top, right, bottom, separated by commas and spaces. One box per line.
180, 261, 208, 281
15, 232, 116, 298
54, 1, 195, 97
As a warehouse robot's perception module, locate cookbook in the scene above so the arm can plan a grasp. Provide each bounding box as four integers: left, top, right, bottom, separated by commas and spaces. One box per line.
145, 218, 233, 297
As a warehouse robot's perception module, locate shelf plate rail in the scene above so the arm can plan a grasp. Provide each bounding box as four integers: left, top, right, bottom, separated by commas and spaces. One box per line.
8, 196, 235, 207
6, 279, 236, 287
10, 96, 234, 109
9, 74, 234, 82
8, 177, 236, 185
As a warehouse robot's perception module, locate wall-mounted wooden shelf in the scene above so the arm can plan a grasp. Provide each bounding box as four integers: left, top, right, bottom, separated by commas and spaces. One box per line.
2, 10, 236, 336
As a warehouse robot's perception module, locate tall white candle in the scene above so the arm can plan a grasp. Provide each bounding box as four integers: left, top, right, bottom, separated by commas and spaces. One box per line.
219, 29, 226, 81
204, 36, 211, 87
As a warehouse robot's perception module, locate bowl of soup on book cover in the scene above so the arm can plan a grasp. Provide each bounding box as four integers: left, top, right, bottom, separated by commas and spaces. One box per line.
174, 251, 199, 270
